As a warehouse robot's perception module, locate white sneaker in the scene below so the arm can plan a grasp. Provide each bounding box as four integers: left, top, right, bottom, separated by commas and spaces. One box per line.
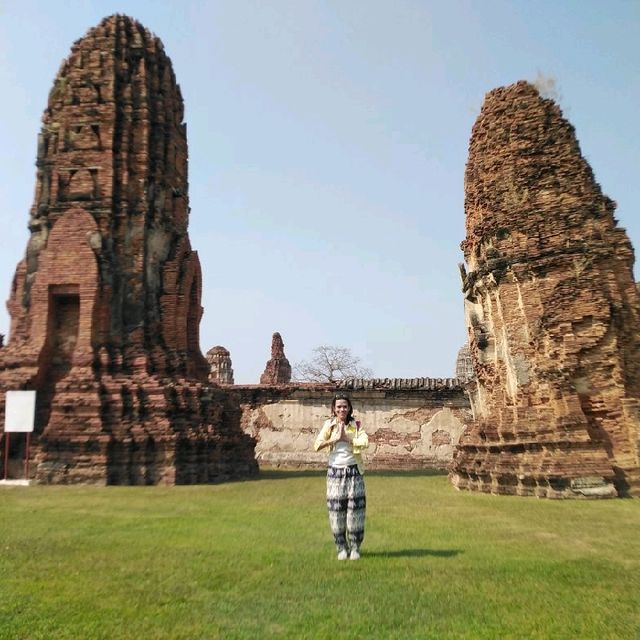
337, 549, 348, 560
349, 549, 360, 561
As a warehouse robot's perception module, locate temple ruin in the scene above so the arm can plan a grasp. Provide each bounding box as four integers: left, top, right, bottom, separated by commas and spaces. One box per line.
0, 15, 257, 484
451, 81, 640, 498
235, 378, 470, 469
2, 20, 639, 494
206, 346, 234, 385
455, 345, 474, 382
259, 332, 292, 385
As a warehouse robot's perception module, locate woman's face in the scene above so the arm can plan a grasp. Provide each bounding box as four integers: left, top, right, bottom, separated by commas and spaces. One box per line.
334, 399, 350, 421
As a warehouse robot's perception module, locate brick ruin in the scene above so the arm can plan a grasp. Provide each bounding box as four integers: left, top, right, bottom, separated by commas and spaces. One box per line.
2, 22, 639, 495
452, 81, 640, 498
0, 15, 257, 484
259, 332, 292, 385
206, 346, 234, 385
234, 378, 470, 469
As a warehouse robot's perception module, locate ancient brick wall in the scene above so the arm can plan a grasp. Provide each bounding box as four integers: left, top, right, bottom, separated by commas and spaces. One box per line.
232, 379, 471, 469
0, 15, 257, 484
452, 81, 640, 498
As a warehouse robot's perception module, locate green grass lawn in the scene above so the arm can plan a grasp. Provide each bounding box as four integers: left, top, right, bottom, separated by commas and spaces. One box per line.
1, 471, 639, 640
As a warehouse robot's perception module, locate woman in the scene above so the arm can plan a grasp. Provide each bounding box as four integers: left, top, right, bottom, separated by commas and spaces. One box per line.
314, 393, 369, 560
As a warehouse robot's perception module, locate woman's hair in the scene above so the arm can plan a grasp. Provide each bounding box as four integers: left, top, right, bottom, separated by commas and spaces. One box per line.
331, 393, 354, 421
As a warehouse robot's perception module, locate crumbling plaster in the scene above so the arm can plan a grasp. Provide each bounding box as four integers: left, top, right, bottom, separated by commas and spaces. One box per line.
235, 385, 470, 469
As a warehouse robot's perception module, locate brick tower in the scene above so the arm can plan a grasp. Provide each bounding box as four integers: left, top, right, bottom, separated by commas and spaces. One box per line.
452, 81, 640, 498
207, 346, 235, 385
0, 15, 257, 484
260, 332, 292, 385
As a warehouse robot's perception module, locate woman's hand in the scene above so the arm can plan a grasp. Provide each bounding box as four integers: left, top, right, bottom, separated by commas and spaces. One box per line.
330, 423, 344, 444
334, 422, 352, 443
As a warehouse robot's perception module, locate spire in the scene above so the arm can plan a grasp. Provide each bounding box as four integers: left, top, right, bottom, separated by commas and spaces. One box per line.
260, 332, 292, 384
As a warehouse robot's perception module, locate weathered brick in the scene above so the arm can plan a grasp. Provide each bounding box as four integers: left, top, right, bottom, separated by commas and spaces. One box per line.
452, 81, 640, 498
0, 15, 257, 485
206, 346, 234, 385
259, 332, 292, 385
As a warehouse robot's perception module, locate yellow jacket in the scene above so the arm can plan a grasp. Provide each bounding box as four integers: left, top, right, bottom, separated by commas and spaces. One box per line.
314, 418, 369, 471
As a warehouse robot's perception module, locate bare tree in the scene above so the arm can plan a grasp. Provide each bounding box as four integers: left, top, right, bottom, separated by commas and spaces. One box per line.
293, 345, 373, 383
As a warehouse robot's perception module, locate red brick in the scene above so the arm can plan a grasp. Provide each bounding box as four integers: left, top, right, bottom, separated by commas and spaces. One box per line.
0, 16, 257, 484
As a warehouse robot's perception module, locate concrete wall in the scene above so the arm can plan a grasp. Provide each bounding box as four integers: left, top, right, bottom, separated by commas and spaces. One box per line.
230, 380, 471, 470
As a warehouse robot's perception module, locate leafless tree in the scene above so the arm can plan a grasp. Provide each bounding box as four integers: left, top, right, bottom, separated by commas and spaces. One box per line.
293, 345, 373, 383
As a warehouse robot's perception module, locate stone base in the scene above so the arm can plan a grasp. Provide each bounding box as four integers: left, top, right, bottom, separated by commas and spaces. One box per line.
450, 472, 618, 499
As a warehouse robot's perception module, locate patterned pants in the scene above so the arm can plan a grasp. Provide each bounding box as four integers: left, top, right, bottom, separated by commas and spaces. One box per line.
326, 465, 366, 551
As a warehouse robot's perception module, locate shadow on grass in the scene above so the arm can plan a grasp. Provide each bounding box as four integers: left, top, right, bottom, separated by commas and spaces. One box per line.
366, 469, 448, 478
258, 469, 325, 480
365, 549, 462, 558
257, 468, 449, 480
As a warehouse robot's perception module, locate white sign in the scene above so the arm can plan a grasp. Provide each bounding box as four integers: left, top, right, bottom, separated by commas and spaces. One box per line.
4, 391, 36, 433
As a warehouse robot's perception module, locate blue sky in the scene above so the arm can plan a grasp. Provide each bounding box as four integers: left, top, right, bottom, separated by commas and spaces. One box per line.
0, 1, 638, 383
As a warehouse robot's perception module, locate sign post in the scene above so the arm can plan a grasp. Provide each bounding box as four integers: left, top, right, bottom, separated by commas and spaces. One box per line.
3, 390, 36, 482
3, 432, 9, 481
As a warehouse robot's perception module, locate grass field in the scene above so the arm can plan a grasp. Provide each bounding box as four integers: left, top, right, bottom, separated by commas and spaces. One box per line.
1, 470, 639, 639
